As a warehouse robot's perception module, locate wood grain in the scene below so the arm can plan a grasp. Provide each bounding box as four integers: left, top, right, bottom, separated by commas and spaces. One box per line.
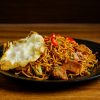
0, 24, 100, 100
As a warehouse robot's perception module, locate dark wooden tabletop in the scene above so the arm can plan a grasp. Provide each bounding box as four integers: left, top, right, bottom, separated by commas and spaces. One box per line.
0, 24, 100, 100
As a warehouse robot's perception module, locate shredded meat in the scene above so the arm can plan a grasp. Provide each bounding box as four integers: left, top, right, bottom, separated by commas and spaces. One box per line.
63, 61, 82, 74
52, 66, 68, 80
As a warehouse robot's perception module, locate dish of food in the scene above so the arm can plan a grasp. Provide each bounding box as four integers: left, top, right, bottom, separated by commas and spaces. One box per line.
0, 31, 100, 82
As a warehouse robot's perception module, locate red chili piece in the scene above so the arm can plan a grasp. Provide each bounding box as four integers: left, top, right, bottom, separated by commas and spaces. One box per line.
66, 36, 76, 43
51, 38, 58, 46
51, 33, 58, 46
51, 33, 56, 38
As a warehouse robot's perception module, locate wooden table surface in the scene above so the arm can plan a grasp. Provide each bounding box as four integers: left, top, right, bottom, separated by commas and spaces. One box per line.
0, 24, 100, 100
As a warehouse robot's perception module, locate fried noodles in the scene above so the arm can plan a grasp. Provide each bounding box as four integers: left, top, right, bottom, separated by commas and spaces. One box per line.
0, 32, 98, 80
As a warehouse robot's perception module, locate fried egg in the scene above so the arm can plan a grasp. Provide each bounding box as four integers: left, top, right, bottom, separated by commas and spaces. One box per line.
0, 32, 45, 70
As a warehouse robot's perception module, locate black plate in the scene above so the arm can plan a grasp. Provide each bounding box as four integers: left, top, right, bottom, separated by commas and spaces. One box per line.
0, 39, 100, 84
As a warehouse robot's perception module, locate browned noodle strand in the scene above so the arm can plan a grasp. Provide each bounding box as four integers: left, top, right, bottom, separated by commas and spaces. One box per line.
2, 34, 98, 80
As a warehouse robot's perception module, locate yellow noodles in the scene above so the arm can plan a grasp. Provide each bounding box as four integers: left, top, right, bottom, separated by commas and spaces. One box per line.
0, 33, 98, 80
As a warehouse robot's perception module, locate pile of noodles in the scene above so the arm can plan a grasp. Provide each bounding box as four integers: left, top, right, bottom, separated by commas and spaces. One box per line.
3, 34, 98, 80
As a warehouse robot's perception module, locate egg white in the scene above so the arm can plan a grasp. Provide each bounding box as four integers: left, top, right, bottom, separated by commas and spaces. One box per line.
0, 32, 45, 70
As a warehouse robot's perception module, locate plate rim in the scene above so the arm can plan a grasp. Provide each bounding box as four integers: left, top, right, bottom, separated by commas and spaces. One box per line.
0, 70, 100, 83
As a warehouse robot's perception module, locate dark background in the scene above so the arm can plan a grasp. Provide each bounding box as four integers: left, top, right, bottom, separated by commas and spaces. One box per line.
0, 0, 100, 23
